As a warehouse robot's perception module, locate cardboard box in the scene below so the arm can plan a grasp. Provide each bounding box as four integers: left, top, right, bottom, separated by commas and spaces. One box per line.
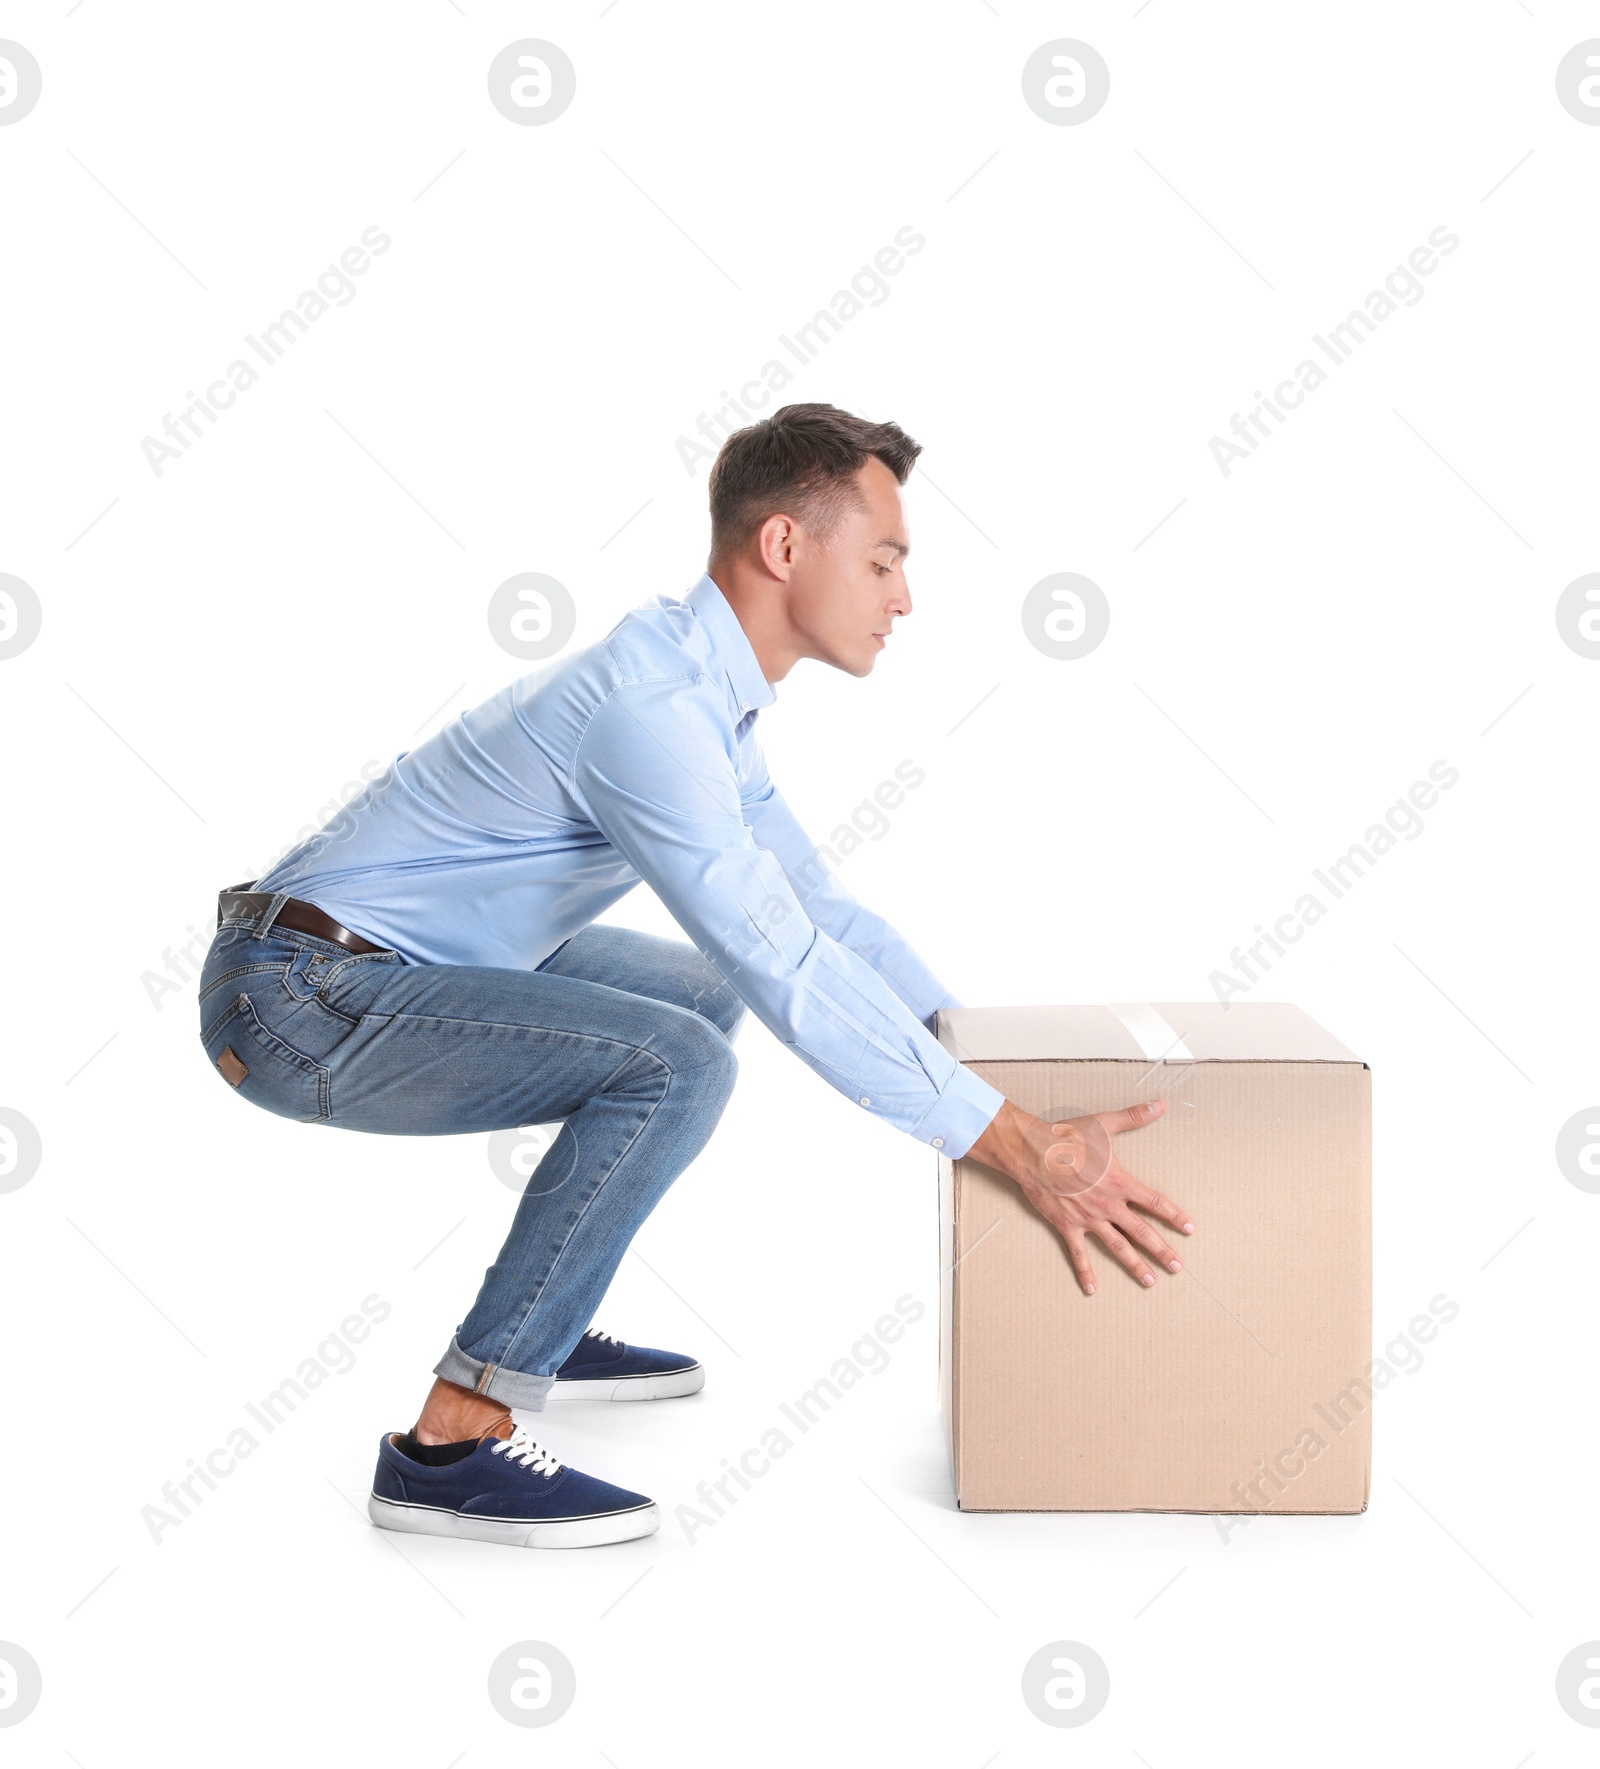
937, 1002, 1370, 1514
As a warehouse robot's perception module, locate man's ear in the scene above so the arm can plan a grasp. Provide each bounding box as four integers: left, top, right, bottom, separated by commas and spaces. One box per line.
758, 513, 798, 580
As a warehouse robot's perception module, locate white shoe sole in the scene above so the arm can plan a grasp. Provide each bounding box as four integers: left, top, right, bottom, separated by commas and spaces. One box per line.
367, 1493, 659, 1549
550, 1363, 705, 1402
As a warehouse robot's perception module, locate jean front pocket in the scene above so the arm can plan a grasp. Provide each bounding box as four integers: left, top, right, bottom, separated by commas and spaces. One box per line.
199, 991, 332, 1123
314, 948, 403, 1024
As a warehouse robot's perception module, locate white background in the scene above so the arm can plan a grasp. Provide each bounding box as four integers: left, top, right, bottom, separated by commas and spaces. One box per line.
2, 2, 1596, 1762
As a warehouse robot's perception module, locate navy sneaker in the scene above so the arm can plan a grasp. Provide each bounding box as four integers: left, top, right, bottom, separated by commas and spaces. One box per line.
551, 1327, 704, 1401
368, 1426, 658, 1548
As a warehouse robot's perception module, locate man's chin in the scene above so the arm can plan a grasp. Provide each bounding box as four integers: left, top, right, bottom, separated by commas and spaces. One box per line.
816, 645, 877, 679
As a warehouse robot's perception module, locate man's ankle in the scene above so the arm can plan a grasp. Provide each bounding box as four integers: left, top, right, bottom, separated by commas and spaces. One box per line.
414, 1375, 514, 1445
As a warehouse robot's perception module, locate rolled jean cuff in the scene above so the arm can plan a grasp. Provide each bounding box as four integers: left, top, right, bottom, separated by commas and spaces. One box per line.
433, 1334, 556, 1411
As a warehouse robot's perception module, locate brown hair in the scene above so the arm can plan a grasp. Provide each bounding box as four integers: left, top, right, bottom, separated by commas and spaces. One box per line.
707, 403, 921, 558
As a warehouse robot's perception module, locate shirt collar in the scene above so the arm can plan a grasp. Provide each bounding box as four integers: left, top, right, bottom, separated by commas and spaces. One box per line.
686, 573, 777, 716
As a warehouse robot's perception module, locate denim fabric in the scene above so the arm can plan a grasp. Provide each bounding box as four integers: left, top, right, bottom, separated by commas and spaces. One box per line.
199, 907, 743, 1409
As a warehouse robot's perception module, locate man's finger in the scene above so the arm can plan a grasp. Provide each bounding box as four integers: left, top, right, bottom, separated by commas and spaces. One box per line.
1098, 1099, 1166, 1136
1088, 1219, 1157, 1288
1061, 1225, 1097, 1296
1116, 1208, 1181, 1274
1131, 1182, 1196, 1235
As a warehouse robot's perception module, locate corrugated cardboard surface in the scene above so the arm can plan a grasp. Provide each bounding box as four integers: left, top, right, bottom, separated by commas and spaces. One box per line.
939, 1006, 1370, 1514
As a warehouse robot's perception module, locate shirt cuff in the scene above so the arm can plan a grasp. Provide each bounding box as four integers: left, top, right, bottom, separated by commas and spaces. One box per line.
911, 1062, 1004, 1160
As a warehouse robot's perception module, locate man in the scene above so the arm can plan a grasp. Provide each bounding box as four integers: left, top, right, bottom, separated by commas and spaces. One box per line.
197, 403, 1194, 1550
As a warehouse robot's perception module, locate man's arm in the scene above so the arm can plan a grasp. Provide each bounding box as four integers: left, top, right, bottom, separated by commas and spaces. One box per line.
740, 761, 1199, 1293
573, 679, 1194, 1291
570, 677, 1003, 1156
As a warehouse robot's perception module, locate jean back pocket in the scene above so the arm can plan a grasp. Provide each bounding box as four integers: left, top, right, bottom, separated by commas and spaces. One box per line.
200, 992, 331, 1123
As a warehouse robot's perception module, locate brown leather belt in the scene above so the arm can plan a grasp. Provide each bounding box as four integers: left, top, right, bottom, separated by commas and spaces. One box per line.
216, 881, 387, 955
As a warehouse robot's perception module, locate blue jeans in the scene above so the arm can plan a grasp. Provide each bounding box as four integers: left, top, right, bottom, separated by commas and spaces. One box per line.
198, 903, 744, 1409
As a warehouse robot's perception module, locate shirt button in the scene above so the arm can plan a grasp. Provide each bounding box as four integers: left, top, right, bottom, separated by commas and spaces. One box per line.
859, 1096, 870, 1107
741, 700, 753, 712
932, 1137, 944, 1149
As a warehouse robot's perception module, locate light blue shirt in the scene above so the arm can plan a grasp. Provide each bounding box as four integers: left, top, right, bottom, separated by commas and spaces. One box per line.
255, 574, 1005, 1157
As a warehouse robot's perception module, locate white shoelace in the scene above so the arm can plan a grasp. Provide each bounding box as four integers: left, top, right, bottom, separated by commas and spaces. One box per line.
585, 1327, 621, 1346
488, 1426, 562, 1477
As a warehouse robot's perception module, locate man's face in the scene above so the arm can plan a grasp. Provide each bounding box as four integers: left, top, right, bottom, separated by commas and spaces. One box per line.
788, 457, 911, 677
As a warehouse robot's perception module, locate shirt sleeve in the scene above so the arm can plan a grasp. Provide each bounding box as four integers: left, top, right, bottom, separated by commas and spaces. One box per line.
570, 676, 1003, 1157
737, 743, 960, 1032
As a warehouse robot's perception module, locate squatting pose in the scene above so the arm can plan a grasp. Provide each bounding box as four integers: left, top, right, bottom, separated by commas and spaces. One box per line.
198, 403, 1191, 1548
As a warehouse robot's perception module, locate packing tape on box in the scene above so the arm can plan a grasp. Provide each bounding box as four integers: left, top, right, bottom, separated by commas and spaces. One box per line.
1107, 1003, 1195, 1062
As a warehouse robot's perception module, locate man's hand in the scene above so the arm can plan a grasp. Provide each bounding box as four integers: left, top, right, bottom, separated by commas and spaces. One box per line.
965, 1098, 1194, 1295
